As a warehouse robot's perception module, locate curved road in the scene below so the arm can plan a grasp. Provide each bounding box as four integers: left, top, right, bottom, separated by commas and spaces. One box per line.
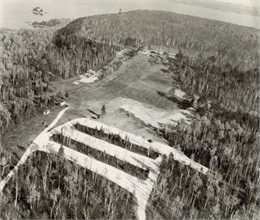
0, 106, 69, 192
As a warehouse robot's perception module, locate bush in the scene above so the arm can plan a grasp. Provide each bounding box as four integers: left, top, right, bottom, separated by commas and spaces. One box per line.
14, 114, 22, 125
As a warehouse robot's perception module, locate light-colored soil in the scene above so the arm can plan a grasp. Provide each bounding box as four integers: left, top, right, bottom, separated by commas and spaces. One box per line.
73, 75, 98, 84
99, 97, 190, 130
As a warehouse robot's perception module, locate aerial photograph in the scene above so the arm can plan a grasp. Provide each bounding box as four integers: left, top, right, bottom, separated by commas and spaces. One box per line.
0, 0, 259, 219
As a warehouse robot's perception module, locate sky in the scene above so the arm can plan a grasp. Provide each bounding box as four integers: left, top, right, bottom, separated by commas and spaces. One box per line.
1, 0, 259, 9
216, 0, 259, 8
0, 0, 259, 29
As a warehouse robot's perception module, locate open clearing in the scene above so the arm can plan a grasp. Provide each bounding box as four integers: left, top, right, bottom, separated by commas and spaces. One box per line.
63, 52, 185, 134
1, 50, 195, 187
104, 97, 191, 128
1, 50, 199, 220
2, 52, 181, 155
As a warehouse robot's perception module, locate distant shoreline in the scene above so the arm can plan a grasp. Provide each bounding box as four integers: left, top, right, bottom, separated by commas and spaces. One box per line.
179, 1, 260, 17
2, 1, 259, 30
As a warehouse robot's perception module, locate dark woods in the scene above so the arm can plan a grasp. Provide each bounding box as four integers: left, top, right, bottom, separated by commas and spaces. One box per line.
1, 151, 137, 219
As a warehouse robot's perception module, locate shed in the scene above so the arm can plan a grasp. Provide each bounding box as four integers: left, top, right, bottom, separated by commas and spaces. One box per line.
168, 52, 176, 59
43, 109, 50, 115
60, 101, 66, 106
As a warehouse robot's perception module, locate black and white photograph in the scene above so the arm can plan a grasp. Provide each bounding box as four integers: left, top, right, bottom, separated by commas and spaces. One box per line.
0, 0, 259, 219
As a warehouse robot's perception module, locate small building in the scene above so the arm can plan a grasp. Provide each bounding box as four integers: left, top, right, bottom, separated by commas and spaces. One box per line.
60, 101, 66, 106
43, 109, 50, 115
168, 52, 176, 59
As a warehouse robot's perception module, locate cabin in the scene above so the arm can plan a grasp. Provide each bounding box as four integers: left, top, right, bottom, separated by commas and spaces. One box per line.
43, 109, 50, 115
84, 69, 96, 77
168, 52, 176, 59
60, 101, 66, 106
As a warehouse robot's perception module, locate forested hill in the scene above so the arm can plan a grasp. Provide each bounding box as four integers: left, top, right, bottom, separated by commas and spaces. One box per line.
0, 19, 120, 134
54, 11, 259, 111
55, 10, 259, 69
1, 10, 259, 134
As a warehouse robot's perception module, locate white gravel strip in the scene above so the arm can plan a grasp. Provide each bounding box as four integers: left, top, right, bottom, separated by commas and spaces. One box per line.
52, 126, 158, 171
1, 114, 208, 220
0, 106, 69, 192
67, 118, 208, 174
42, 141, 160, 220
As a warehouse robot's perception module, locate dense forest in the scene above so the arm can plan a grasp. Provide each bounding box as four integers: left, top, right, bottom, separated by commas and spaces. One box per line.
168, 50, 259, 112
60, 10, 259, 69
31, 18, 71, 28
157, 100, 259, 219
1, 151, 136, 219
147, 154, 259, 219
158, 43, 259, 219
150, 31, 259, 219
0, 20, 118, 133
1, 27, 55, 133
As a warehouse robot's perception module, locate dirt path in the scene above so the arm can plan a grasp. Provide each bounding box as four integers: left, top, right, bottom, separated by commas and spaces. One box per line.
0, 115, 209, 220
0, 106, 69, 192
66, 118, 208, 174
60, 127, 157, 170
50, 118, 208, 220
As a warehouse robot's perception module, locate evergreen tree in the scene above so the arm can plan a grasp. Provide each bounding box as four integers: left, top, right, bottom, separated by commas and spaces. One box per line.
101, 105, 106, 116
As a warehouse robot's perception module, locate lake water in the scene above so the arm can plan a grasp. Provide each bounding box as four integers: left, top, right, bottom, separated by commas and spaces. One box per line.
1, 0, 259, 29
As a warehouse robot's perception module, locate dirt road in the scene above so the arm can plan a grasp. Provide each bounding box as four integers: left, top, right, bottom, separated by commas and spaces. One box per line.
0, 106, 69, 192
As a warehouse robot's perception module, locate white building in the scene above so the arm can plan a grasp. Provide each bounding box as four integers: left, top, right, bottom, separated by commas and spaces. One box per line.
60, 101, 66, 106
43, 109, 50, 115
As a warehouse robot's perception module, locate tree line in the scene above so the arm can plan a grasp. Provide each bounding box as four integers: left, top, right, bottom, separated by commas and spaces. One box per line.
1, 151, 137, 219
147, 153, 258, 219
0, 19, 119, 134
51, 133, 149, 179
